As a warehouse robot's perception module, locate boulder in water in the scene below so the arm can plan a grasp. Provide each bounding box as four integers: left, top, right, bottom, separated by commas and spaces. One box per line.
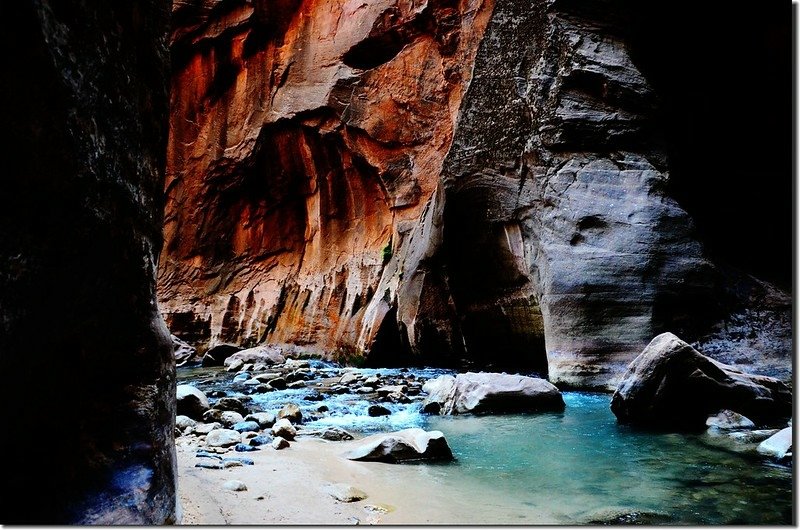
176, 385, 210, 420
223, 346, 285, 369
611, 333, 791, 430
245, 412, 276, 428
422, 373, 564, 415
757, 427, 792, 459
706, 410, 756, 430
368, 405, 391, 417
277, 403, 302, 423
344, 428, 453, 463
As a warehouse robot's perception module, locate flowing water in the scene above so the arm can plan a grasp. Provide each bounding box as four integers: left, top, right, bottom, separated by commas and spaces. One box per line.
178, 364, 792, 524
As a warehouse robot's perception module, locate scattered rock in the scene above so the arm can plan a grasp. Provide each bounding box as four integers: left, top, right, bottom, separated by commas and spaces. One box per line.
253, 373, 283, 382
231, 421, 260, 433
225, 358, 245, 372
422, 402, 441, 415
177, 385, 210, 420
317, 405, 330, 413
268, 377, 287, 390
272, 437, 290, 450
368, 405, 391, 417
757, 427, 792, 459
363, 504, 394, 514
339, 372, 360, 385
299, 427, 355, 441
344, 428, 453, 463
706, 410, 756, 430
202, 344, 242, 367
232, 373, 250, 383
377, 385, 407, 396
249, 435, 273, 446
727, 429, 780, 444
223, 457, 254, 466
611, 333, 792, 430
205, 429, 242, 447
324, 483, 368, 503
278, 403, 302, 423
215, 397, 249, 415
253, 384, 272, 393
176, 415, 197, 431
202, 409, 224, 423
384, 392, 411, 404
422, 372, 564, 415
287, 381, 306, 389
271, 418, 297, 440
208, 390, 227, 398
245, 412, 276, 428
194, 422, 222, 434
285, 359, 310, 369
223, 460, 243, 468
355, 386, 374, 394
219, 411, 245, 428
304, 392, 324, 401
195, 460, 223, 470
234, 443, 259, 452
222, 480, 248, 492
363, 376, 380, 386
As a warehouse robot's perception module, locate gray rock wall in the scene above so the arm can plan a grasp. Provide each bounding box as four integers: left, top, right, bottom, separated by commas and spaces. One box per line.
1, 0, 175, 523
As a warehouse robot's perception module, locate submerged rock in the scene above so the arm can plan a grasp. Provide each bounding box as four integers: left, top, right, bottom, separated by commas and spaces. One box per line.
177, 385, 210, 420
611, 333, 791, 430
368, 405, 391, 417
344, 428, 453, 463
422, 373, 564, 415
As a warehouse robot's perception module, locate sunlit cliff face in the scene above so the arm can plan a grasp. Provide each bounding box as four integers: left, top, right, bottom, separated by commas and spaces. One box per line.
159, 0, 494, 357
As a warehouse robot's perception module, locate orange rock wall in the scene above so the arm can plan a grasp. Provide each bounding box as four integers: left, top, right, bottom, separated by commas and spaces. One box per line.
159, 0, 494, 357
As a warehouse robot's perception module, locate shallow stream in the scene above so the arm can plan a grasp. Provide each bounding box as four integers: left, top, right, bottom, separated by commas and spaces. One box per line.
178, 364, 792, 524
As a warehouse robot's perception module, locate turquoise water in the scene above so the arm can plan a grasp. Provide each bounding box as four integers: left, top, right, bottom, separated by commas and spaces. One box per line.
178, 366, 792, 524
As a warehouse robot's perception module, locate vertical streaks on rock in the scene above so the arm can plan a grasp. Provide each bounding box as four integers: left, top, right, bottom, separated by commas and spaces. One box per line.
1, 0, 175, 523
158, 0, 495, 357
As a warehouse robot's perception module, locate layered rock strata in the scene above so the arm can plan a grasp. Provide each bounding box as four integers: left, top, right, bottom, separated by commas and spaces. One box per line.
1, 1, 175, 523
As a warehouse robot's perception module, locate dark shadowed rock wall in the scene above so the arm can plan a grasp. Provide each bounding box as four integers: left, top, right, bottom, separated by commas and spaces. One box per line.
1, 0, 175, 523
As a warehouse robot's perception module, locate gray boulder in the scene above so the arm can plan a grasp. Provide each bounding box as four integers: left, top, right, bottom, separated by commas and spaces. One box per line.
706, 410, 756, 430
611, 333, 792, 430
205, 429, 242, 448
231, 421, 260, 433
223, 346, 285, 369
245, 412, 276, 428
422, 372, 564, 415
176, 385, 210, 420
344, 428, 453, 463
757, 427, 792, 459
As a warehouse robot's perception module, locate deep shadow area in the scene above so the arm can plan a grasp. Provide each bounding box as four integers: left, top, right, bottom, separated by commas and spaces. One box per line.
627, 1, 792, 290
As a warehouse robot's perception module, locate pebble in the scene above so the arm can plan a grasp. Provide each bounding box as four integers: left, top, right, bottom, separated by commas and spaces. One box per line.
196, 451, 222, 460
223, 480, 248, 492
249, 435, 273, 446
223, 456, 254, 466
234, 443, 259, 452
223, 460, 243, 468
324, 483, 368, 503
195, 460, 223, 470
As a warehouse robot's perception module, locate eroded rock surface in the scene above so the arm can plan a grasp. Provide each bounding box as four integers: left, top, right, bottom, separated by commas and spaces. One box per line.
610, 333, 791, 431
1, 0, 175, 523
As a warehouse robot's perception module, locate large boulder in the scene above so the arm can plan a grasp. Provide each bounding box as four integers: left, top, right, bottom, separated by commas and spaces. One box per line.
344, 428, 453, 463
176, 385, 210, 420
201, 344, 242, 367
222, 346, 285, 369
611, 333, 791, 430
422, 373, 564, 415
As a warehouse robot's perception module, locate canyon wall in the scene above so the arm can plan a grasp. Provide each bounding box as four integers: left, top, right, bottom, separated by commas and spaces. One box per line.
1, 0, 175, 523
160, 0, 791, 387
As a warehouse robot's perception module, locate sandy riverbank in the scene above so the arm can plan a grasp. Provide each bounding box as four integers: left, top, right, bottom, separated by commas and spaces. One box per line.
176, 435, 555, 525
